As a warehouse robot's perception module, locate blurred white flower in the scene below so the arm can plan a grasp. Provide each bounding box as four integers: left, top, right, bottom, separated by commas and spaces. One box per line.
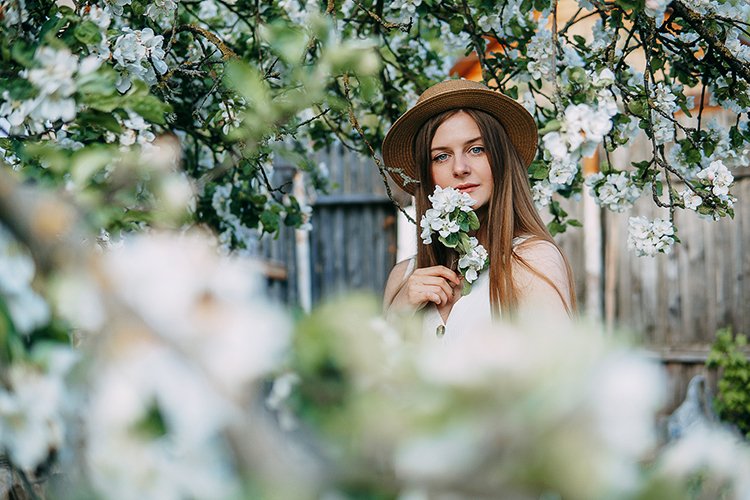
0, 347, 77, 470
373, 323, 669, 498
76, 230, 291, 498
658, 425, 750, 498
119, 111, 157, 146
86, 349, 239, 500
26, 47, 79, 122
0, 91, 34, 129
266, 372, 301, 431
0, 227, 50, 334
102, 231, 290, 392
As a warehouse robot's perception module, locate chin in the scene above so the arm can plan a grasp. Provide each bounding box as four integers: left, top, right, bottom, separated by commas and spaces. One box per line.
472, 200, 489, 211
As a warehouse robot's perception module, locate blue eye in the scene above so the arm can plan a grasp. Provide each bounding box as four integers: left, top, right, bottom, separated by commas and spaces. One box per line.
432, 153, 449, 163
469, 146, 485, 155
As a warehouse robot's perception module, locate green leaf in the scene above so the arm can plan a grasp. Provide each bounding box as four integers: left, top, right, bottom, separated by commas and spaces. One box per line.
71, 146, 115, 185
467, 210, 480, 231
260, 21, 309, 64
260, 210, 280, 234
441, 232, 460, 248
74, 21, 102, 45
457, 233, 471, 253
81, 93, 122, 113
76, 110, 123, 133
528, 160, 550, 180
547, 220, 567, 236
130, 96, 172, 125
449, 15, 464, 35
39, 15, 70, 45
10, 40, 36, 67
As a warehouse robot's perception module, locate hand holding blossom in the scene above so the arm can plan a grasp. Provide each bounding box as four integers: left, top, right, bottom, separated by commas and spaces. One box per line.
420, 186, 489, 295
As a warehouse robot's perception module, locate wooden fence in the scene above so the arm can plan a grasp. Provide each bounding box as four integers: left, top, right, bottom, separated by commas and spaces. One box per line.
599, 173, 750, 410
260, 143, 397, 308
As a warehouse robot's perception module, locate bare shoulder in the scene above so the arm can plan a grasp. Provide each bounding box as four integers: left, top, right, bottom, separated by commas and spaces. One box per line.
512, 238, 572, 310
514, 239, 567, 271
383, 256, 416, 309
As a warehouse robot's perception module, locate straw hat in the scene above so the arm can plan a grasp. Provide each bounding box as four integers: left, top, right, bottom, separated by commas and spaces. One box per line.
381, 79, 538, 195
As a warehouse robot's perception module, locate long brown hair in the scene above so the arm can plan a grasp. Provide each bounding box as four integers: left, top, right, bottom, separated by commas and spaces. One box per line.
413, 108, 577, 318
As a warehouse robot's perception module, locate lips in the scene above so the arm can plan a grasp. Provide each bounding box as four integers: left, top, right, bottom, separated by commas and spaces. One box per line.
455, 183, 479, 193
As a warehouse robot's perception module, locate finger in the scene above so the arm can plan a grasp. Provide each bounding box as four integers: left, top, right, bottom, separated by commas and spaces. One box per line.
431, 266, 461, 286
431, 285, 450, 305
424, 275, 459, 299
419, 275, 458, 292
419, 285, 447, 305
413, 266, 460, 286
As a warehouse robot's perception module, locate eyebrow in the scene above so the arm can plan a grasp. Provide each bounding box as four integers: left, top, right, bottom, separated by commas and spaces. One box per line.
430, 136, 484, 152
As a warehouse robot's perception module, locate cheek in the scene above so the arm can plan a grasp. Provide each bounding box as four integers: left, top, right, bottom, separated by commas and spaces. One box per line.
430, 167, 450, 188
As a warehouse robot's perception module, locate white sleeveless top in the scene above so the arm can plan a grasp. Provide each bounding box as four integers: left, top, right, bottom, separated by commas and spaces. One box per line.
401, 237, 527, 343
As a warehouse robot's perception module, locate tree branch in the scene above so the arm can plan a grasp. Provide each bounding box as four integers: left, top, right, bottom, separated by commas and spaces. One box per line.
672, 1, 750, 83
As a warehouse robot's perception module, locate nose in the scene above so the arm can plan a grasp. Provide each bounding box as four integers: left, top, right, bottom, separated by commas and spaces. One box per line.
452, 153, 471, 177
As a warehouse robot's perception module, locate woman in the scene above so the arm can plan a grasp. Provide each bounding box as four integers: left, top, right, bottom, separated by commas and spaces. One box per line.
381, 79, 576, 338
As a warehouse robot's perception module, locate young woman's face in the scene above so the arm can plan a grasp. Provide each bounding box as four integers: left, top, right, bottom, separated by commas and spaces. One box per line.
429, 111, 493, 209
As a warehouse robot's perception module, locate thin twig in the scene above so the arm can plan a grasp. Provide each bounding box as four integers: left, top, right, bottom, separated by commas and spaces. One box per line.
341, 74, 416, 224
353, 0, 412, 32
174, 24, 238, 60
550, 0, 564, 112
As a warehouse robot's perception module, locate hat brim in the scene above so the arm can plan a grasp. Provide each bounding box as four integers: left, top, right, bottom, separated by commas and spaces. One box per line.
382, 88, 538, 195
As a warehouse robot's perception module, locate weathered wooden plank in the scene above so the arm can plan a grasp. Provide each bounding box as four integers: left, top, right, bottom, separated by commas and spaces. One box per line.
331, 143, 344, 195
347, 204, 362, 289
664, 237, 682, 347
739, 178, 750, 333
333, 206, 346, 295
315, 194, 393, 206
703, 211, 718, 341
362, 205, 375, 292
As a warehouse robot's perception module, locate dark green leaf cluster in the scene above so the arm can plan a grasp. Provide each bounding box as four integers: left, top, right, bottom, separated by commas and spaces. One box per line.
707, 328, 750, 438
